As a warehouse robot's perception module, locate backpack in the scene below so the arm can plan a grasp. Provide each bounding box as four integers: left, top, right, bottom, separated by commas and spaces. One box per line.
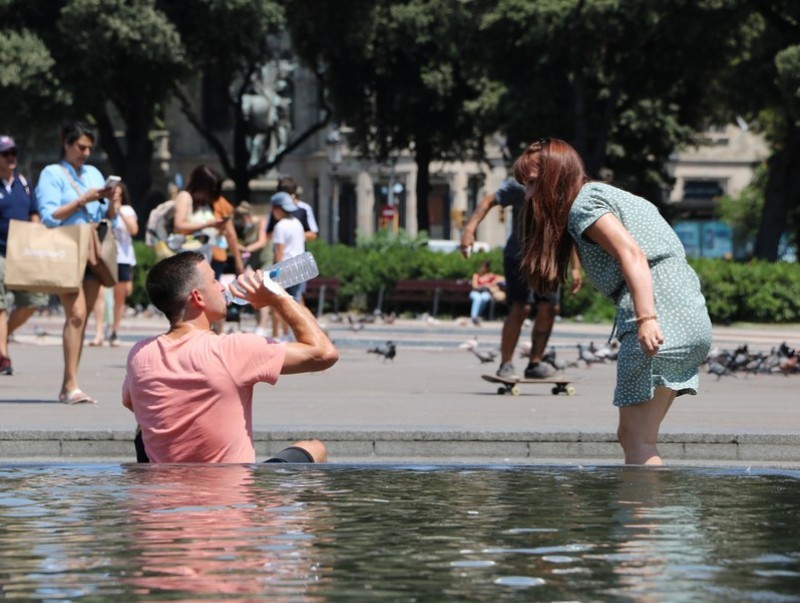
145, 199, 175, 246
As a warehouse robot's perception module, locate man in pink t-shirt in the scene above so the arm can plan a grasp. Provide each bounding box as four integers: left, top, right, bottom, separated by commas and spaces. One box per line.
122, 251, 338, 463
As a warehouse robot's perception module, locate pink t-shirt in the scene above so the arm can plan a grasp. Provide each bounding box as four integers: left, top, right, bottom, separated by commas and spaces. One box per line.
122, 330, 286, 463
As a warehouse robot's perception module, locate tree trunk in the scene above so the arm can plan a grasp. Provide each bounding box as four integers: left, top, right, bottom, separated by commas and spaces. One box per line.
414, 141, 432, 234
93, 106, 154, 221
755, 128, 800, 260
231, 97, 251, 204
123, 124, 155, 218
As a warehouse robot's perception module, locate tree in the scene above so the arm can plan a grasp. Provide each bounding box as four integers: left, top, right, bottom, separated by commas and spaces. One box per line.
717, 163, 768, 258
0, 0, 186, 214
478, 0, 746, 203
285, 0, 502, 233
161, 0, 331, 202
0, 28, 69, 147
57, 0, 187, 211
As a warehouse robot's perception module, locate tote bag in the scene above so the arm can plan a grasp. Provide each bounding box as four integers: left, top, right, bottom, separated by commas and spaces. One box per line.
4, 219, 91, 293
87, 219, 118, 287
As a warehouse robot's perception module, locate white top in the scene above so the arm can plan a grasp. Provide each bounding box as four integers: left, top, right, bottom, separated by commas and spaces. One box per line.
114, 205, 138, 266
296, 200, 319, 234
272, 216, 305, 259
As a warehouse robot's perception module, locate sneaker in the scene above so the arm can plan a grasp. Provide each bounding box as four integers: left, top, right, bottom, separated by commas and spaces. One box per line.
496, 362, 517, 379
0, 355, 12, 376
471, 317, 482, 327
524, 362, 556, 379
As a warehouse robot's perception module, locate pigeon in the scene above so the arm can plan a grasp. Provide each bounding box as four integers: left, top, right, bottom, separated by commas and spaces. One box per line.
577, 343, 602, 367
542, 346, 577, 371
367, 341, 396, 362
470, 348, 497, 364
459, 336, 479, 350
348, 315, 365, 332
707, 360, 736, 380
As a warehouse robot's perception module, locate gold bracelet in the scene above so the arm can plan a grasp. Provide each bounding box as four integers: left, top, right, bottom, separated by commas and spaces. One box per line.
635, 314, 658, 325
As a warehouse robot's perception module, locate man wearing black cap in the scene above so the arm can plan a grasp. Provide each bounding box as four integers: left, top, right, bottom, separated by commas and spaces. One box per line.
0, 135, 48, 375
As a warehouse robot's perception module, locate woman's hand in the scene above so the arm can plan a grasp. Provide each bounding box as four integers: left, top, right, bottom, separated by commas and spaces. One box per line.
637, 318, 664, 357
207, 217, 229, 231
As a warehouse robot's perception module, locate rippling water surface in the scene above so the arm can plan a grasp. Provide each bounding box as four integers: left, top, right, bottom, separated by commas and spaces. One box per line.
1, 464, 799, 601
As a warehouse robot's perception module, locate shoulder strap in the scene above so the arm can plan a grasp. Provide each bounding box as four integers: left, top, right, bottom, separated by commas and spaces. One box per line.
60, 165, 93, 221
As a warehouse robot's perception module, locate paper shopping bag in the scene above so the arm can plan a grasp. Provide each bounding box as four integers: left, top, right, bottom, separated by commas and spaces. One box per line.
87, 219, 118, 287
4, 219, 90, 294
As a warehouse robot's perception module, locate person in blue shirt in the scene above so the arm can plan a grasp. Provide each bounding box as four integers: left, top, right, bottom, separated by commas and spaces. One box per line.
0, 135, 48, 375
35, 122, 116, 404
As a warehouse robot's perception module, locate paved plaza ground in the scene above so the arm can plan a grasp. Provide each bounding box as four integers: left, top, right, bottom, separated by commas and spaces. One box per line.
1, 310, 799, 467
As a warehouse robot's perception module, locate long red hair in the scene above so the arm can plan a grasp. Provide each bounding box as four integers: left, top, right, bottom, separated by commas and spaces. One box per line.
513, 139, 589, 294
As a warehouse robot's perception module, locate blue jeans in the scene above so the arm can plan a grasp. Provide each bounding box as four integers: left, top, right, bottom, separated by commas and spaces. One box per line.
470, 290, 491, 319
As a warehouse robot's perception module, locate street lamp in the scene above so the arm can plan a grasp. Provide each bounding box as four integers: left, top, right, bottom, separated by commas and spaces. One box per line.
326, 128, 342, 244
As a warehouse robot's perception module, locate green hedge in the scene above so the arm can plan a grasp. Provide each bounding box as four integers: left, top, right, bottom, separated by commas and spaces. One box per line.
130, 240, 799, 324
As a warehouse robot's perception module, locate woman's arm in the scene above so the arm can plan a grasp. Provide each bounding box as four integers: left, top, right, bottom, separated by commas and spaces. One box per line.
223, 218, 244, 275
583, 213, 663, 356
273, 242, 285, 264
471, 273, 482, 289
118, 206, 139, 236
172, 191, 216, 234
37, 167, 107, 225
245, 216, 269, 253
569, 246, 583, 294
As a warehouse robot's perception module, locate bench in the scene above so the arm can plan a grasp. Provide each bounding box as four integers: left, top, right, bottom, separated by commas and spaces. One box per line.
304, 276, 340, 317
388, 279, 496, 318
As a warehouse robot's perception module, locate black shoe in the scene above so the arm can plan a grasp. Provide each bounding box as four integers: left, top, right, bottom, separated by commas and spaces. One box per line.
524, 362, 556, 379
0, 355, 12, 376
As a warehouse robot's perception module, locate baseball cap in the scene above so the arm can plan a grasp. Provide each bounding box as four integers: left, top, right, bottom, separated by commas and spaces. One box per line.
0, 136, 16, 153
271, 191, 298, 213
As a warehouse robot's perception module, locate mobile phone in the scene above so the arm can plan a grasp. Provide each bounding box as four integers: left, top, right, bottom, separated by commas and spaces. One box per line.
103, 175, 121, 190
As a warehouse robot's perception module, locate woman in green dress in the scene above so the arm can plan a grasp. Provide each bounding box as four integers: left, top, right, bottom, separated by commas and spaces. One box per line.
514, 138, 712, 465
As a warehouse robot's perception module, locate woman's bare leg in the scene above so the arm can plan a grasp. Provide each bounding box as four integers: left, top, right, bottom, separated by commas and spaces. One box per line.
617, 387, 677, 465
59, 280, 101, 393
90, 286, 105, 345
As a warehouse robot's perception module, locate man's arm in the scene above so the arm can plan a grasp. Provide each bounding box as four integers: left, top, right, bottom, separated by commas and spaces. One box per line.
232, 271, 338, 374
459, 192, 498, 258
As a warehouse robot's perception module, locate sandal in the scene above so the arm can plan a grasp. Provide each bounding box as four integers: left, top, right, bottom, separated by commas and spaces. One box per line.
59, 389, 98, 405
89, 339, 104, 347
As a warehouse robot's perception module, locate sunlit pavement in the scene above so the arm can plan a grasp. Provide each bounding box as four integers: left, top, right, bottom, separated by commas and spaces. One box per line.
2, 311, 799, 467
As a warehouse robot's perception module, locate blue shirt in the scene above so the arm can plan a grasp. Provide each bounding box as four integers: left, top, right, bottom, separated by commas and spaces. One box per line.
0, 172, 38, 256
35, 161, 108, 227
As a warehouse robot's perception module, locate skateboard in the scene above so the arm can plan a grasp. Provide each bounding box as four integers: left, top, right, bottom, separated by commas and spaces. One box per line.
481, 374, 581, 396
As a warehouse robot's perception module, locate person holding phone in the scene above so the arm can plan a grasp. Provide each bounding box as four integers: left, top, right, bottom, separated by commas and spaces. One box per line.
35, 121, 117, 404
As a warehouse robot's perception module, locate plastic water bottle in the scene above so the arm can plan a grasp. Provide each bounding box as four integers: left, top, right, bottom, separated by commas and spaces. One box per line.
224, 252, 319, 305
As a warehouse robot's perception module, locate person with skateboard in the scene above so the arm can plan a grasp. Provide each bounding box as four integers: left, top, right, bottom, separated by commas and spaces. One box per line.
460, 180, 582, 379
513, 138, 711, 465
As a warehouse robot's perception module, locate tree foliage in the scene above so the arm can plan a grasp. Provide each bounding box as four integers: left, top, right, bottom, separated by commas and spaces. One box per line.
285, 0, 501, 232
478, 0, 745, 201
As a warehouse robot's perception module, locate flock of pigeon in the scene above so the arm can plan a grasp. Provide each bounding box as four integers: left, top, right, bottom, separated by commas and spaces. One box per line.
704, 342, 799, 379
461, 337, 620, 369
463, 336, 800, 379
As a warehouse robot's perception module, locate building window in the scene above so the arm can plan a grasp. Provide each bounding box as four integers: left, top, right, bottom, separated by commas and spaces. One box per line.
683, 179, 725, 200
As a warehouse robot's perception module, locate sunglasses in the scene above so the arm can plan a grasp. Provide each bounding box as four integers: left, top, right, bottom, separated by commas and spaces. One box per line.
537, 137, 550, 147
0, 149, 17, 158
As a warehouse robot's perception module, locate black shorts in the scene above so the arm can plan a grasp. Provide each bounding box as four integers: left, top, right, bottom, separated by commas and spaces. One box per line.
264, 446, 315, 463
503, 252, 560, 305
134, 432, 316, 464
117, 263, 133, 283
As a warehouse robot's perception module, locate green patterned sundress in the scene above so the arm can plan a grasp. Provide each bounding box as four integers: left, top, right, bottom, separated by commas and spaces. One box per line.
568, 182, 712, 407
